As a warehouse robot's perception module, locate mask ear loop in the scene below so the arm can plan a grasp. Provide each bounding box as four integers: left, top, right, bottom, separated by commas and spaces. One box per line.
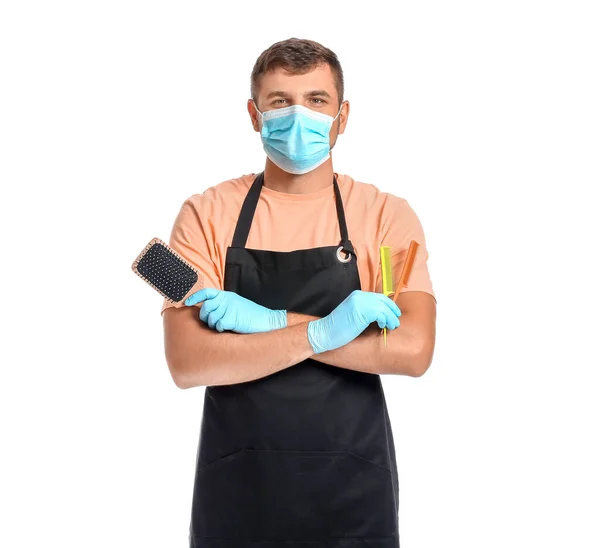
252, 100, 265, 138
252, 100, 264, 118
332, 102, 344, 122
328, 102, 344, 154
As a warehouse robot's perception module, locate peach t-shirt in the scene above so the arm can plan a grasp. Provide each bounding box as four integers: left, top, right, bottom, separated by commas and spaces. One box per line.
160, 172, 436, 315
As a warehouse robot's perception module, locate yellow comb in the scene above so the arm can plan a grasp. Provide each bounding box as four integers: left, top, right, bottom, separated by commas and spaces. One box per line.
379, 240, 421, 347
379, 246, 394, 347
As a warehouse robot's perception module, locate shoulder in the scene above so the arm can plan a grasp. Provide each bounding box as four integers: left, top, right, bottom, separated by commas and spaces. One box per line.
183, 173, 256, 214
338, 172, 410, 214
339, 173, 425, 240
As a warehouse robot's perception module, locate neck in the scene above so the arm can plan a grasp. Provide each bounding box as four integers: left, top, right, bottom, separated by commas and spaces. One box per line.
263, 157, 335, 194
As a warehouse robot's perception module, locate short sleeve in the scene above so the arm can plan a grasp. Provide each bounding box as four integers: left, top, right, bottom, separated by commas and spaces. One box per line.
381, 198, 436, 304
160, 198, 223, 316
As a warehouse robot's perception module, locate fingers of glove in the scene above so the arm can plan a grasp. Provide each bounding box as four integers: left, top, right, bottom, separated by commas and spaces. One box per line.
347, 291, 400, 321
214, 319, 225, 332
214, 307, 240, 332
202, 303, 228, 329
214, 315, 231, 332
349, 299, 389, 328
198, 293, 225, 323
375, 313, 396, 330
381, 304, 400, 329
206, 304, 227, 330
370, 302, 399, 330
367, 292, 401, 317
185, 288, 221, 306
199, 302, 219, 324
199, 296, 223, 325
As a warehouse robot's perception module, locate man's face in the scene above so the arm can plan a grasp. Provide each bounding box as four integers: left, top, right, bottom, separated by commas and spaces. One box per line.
248, 63, 349, 149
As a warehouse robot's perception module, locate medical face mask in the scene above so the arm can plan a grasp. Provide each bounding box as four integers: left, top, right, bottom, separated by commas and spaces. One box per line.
254, 102, 342, 175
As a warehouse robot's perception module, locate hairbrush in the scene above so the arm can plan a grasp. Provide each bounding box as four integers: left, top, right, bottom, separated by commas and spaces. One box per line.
131, 237, 200, 303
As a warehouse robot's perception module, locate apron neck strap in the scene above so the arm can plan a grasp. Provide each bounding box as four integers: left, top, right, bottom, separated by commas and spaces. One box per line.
232, 172, 353, 253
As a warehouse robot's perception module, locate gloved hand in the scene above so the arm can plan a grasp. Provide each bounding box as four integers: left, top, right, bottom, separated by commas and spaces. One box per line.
307, 290, 401, 354
184, 288, 287, 334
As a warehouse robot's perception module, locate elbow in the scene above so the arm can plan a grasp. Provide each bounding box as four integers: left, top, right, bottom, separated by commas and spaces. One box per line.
169, 360, 191, 389
173, 372, 193, 390
165, 345, 190, 389
163, 307, 213, 389
411, 360, 431, 378
406, 339, 434, 377
167, 357, 203, 390
164, 338, 212, 389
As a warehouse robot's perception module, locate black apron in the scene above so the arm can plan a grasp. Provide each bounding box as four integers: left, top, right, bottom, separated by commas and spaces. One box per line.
189, 172, 400, 548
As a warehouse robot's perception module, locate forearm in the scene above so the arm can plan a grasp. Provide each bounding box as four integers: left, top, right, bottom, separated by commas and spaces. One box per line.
179, 320, 314, 388
286, 311, 421, 376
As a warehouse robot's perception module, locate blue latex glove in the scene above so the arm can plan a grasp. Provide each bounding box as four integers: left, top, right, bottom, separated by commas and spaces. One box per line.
307, 290, 401, 354
184, 288, 287, 333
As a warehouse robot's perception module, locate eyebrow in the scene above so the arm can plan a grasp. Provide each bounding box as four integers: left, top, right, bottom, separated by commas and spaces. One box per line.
265, 89, 332, 100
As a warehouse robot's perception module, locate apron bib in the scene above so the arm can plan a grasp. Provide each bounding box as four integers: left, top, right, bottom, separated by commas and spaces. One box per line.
189, 172, 400, 547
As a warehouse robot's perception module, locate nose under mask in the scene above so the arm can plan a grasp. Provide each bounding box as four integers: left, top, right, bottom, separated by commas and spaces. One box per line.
254, 102, 342, 175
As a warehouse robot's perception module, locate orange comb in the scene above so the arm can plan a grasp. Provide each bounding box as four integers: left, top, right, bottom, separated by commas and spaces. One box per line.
391, 240, 420, 303
381, 240, 420, 342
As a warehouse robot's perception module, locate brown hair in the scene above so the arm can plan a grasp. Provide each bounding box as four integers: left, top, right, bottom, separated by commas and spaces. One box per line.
251, 38, 344, 107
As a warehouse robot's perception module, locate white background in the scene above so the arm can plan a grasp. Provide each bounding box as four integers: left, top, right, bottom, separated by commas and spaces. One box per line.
1, 1, 599, 547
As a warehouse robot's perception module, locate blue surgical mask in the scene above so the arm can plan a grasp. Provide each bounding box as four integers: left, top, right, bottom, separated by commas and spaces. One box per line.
254, 102, 342, 175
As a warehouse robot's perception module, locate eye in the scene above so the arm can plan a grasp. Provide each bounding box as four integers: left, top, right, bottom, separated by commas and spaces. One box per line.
311, 98, 325, 104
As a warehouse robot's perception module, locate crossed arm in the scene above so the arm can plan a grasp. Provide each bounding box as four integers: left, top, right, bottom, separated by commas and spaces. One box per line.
163, 291, 436, 388
285, 290, 436, 376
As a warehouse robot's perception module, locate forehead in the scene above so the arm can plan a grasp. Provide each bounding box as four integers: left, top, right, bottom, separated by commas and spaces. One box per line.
257, 63, 338, 98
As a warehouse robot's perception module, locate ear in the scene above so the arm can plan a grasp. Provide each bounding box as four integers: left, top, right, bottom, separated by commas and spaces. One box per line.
337, 100, 350, 135
247, 99, 260, 132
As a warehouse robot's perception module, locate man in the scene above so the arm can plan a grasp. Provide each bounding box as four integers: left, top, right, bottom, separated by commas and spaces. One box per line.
162, 38, 436, 548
